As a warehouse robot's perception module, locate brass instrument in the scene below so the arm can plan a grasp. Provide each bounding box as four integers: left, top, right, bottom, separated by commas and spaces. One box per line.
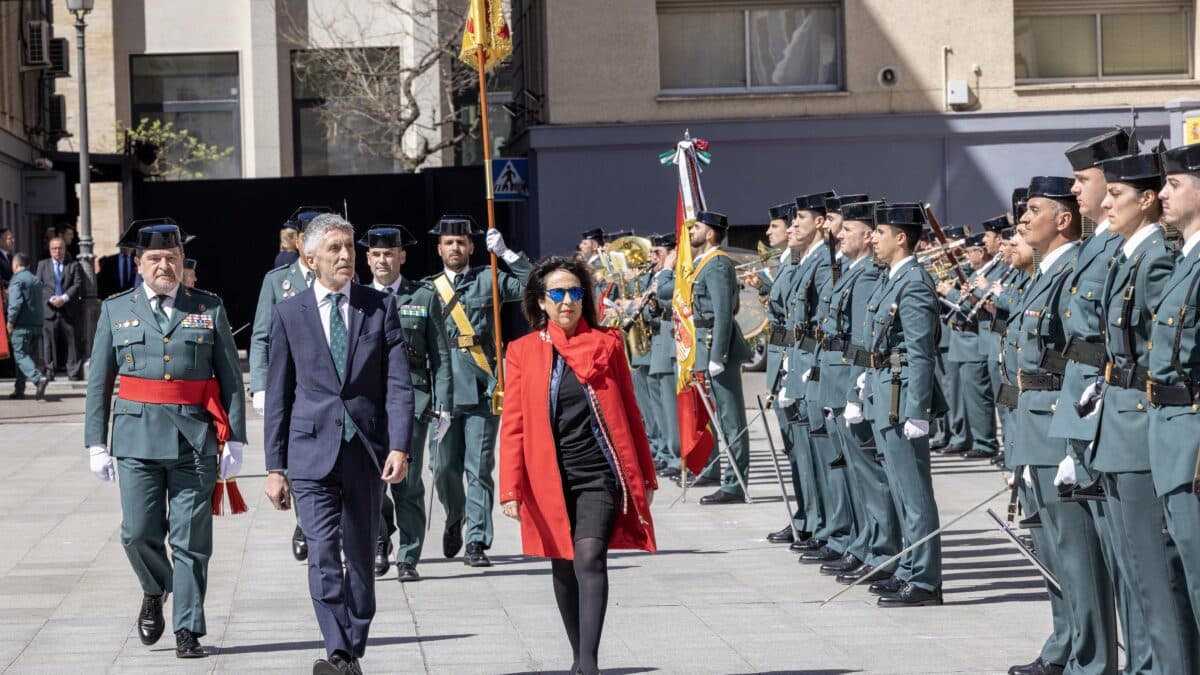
918, 240, 967, 282
607, 235, 655, 359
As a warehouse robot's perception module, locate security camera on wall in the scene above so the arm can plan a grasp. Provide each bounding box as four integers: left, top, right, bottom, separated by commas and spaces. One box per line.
878, 67, 900, 88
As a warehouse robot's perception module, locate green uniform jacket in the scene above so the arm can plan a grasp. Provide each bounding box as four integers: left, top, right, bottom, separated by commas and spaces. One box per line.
692, 249, 751, 370
783, 243, 832, 400
1093, 229, 1175, 473
815, 255, 881, 408
946, 259, 1004, 363
764, 251, 799, 395
249, 261, 311, 393
6, 269, 43, 326
1047, 228, 1123, 441
864, 259, 946, 429
85, 286, 248, 458
1147, 245, 1200, 495
1006, 246, 1079, 466
978, 261, 1012, 357
386, 278, 453, 419
430, 253, 533, 409
647, 268, 676, 376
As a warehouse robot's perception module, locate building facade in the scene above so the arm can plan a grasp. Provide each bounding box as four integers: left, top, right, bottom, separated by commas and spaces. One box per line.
509, 0, 1200, 256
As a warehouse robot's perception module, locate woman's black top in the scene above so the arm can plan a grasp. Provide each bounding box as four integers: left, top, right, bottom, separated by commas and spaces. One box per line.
555, 363, 617, 492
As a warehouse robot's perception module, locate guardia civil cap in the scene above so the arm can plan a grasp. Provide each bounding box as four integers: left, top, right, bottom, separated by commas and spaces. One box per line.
965, 233, 985, 248
875, 203, 927, 228
1160, 143, 1200, 175
1065, 127, 1131, 171
605, 230, 634, 243
943, 225, 967, 240
119, 218, 193, 251
650, 232, 677, 248
1012, 187, 1030, 221
1027, 177, 1075, 201
980, 215, 1010, 232
359, 225, 417, 249
768, 202, 795, 221
795, 191, 837, 214
581, 228, 605, 243
1100, 153, 1164, 191
824, 194, 870, 214
283, 206, 334, 232
695, 211, 729, 229
429, 215, 483, 236
841, 200, 882, 225
1000, 227, 1016, 240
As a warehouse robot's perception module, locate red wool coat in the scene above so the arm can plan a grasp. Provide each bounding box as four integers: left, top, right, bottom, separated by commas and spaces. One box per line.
499, 327, 658, 560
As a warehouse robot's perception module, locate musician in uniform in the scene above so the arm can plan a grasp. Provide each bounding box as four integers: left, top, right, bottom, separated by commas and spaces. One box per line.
626, 249, 667, 467
362, 226, 453, 583
429, 216, 532, 566
84, 222, 247, 658
687, 210, 753, 504
861, 203, 945, 607
249, 206, 333, 562
1148, 142, 1200, 642
1084, 151, 1193, 673
933, 226, 970, 455
644, 234, 680, 476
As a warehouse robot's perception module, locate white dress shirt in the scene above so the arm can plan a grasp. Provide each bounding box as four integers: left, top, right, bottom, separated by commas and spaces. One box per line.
1038, 241, 1079, 275
372, 277, 404, 294
142, 282, 179, 320
799, 239, 825, 265
1182, 229, 1200, 257
313, 280, 351, 346
889, 255, 915, 279
1121, 223, 1161, 258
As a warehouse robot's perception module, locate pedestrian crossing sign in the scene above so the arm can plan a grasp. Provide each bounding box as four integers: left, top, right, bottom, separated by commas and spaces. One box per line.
492, 158, 529, 201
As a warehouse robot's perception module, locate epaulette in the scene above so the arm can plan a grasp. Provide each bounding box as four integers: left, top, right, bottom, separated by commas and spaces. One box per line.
104, 288, 137, 301
264, 263, 292, 278
184, 287, 221, 302
423, 271, 445, 283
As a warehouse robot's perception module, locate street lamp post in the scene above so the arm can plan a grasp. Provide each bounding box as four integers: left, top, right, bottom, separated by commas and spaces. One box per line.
66, 0, 96, 343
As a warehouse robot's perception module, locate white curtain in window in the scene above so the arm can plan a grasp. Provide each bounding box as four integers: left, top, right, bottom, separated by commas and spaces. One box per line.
749, 7, 838, 87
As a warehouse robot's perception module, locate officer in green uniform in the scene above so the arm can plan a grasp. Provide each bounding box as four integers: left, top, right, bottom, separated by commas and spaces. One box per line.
1148, 142, 1200, 642
6, 253, 49, 400
628, 262, 666, 462
1047, 128, 1151, 675
1085, 151, 1192, 673
943, 227, 1000, 459
1005, 177, 1117, 675
862, 203, 945, 607
361, 226, 453, 583
934, 226, 971, 455
687, 210, 753, 504
580, 228, 620, 304
823, 200, 901, 585
84, 222, 247, 659
429, 215, 532, 566
644, 234, 679, 474
248, 205, 332, 561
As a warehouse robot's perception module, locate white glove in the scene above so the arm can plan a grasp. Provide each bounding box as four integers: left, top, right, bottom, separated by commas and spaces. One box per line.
855, 372, 867, 395
903, 419, 929, 439
776, 388, 796, 408
801, 368, 813, 383
486, 229, 519, 263
88, 445, 116, 482
1079, 380, 1103, 420
252, 390, 265, 415
219, 441, 245, 480
844, 401, 864, 424
435, 410, 452, 443
781, 355, 789, 375
1053, 455, 1077, 487
708, 360, 725, 377
1023, 466, 1033, 487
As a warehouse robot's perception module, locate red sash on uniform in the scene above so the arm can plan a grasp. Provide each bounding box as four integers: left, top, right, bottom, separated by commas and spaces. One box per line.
117, 376, 231, 443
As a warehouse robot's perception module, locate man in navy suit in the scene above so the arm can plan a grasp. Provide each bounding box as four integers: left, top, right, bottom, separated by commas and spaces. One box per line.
263, 213, 415, 675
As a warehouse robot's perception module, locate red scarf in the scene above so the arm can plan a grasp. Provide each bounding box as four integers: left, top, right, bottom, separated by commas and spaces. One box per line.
545, 318, 612, 385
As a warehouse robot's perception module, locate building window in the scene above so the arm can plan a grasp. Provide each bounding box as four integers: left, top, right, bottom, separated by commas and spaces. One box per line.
657, 1, 842, 94
130, 53, 242, 179
1014, 1, 1192, 82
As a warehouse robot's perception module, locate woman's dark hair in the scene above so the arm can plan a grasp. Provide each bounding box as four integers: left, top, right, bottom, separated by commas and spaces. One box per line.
522, 255, 600, 330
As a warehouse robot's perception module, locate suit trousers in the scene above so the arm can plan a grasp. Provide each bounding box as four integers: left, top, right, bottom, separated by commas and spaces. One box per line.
875, 425, 941, 590
811, 425, 853, 551
948, 359, 997, 452
1018, 478, 1070, 667
292, 435, 383, 659
117, 444, 217, 636
784, 404, 823, 536
435, 402, 498, 548
943, 357, 968, 446
1164, 486, 1200, 633
9, 327, 42, 393
838, 416, 901, 569
632, 365, 666, 458
650, 372, 681, 469
380, 416, 430, 565
42, 312, 82, 378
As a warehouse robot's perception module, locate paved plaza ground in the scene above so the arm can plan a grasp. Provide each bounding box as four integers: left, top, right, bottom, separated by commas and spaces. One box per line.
0, 374, 1052, 674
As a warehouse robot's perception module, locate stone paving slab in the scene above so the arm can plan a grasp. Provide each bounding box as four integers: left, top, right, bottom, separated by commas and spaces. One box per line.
0, 374, 1054, 673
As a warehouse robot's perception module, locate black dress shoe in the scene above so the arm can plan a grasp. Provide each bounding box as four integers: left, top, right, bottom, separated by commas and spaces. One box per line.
654, 458, 668, 471
929, 437, 949, 450
766, 525, 795, 543
374, 540, 392, 577
396, 562, 421, 582
820, 553, 861, 575
464, 541, 491, 567
877, 583, 943, 607
991, 452, 1006, 466
800, 546, 842, 564
837, 564, 890, 585
443, 519, 464, 559
964, 448, 996, 459
658, 466, 681, 479
869, 575, 905, 595
174, 628, 205, 658
938, 443, 969, 455
34, 377, 49, 400
827, 454, 848, 469
795, 537, 826, 551
314, 650, 354, 674
1018, 512, 1043, 529
137, 593, 166, 645
7, 391, 24, 400
292, 525, 308, 561
1008, 657, 1065, 675
688, 475, 720, 488
699, 489, 743, 505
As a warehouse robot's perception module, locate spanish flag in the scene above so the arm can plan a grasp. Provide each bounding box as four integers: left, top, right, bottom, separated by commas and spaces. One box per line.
459, 0, 512, 73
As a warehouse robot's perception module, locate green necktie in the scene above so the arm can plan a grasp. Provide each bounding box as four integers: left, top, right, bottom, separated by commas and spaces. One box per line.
154, 295, 170, 333
328, 293, 355, 442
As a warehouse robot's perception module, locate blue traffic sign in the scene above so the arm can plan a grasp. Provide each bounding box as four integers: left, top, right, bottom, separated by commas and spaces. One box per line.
492, 158, 529, 201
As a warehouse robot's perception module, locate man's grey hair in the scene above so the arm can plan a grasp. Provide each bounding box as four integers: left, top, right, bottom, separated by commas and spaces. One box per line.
302, 213, 355, 255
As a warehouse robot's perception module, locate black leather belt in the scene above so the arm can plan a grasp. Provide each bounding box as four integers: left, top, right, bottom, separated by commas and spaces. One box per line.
820, 335, 848, 352
845, 344, 872, 368
1146, 380, 1200, 407
693, 318, 713, 328
949, 320, 977, 332
798, 336, 819, 352
989, 318, 1009, 334
1039, 349, 1068, 376
868, 352, 908, 370
1064, 338, 1106, 369
997, 383, 1019, 409
768, 325, 790, 347
1017, 370, 1062, 392
1104, 362, 1149, 392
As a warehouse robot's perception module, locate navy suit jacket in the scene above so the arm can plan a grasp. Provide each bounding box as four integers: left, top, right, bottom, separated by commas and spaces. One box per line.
264, 282, 415, 480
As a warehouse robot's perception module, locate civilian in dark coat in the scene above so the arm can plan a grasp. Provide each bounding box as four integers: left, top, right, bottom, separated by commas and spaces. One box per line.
36, 237, 85, 379
96, 248, 141, 298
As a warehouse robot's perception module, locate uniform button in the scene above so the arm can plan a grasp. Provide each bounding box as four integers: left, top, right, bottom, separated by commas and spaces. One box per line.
334, 419, 343, 427
1136, 403, 1145, 410
197, 337, 204, 343
1147, 342, 1153, 350
1169, 317, 1175, 326
163, 374, 172, 381
1051, 403, 1057, 411
163, 337, 170, 343
123, 339, 129, 345
163, 355, 171, 362
125, 354, 132, 362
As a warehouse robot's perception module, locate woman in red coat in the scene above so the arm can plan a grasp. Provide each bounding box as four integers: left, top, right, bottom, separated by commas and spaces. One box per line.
500, 255, 658, 675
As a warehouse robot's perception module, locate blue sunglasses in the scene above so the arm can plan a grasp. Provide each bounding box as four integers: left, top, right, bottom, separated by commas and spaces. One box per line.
545, 286, 585, 303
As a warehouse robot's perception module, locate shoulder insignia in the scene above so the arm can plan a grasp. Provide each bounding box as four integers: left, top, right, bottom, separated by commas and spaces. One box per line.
104, 288, 137, 301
